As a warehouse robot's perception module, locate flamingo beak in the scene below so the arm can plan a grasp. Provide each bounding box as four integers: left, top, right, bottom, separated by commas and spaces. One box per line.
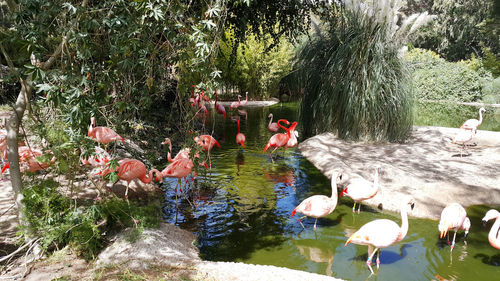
345, 235, 355, 246
482, 219, 487, 227
340, 188, 348, 197
410, 202, 415, 210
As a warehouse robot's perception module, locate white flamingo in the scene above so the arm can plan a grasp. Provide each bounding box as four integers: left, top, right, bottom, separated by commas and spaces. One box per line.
340, 167, 381, 213
345, 198, 415, 274
460, 107, 486, 134
291, 171, 342, 230
438, 203, 470, 251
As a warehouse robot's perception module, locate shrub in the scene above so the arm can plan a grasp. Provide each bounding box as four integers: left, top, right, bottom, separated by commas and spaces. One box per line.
482, 77, 500, 104
295, 5, 413, 142
21, 179, 161, 260
405, 48, 493, 102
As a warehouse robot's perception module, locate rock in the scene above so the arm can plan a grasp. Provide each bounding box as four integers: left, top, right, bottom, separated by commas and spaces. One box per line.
97, 223, 200, 270
298, 126, 500, 220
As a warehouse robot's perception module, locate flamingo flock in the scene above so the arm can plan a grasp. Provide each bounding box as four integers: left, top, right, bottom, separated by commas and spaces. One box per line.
3, 89, 496, 277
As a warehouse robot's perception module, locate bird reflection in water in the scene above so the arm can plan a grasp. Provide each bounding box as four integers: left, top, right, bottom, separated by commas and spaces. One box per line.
264, 165, 296, 188
236, 150, 245, 176
293, 239, 334, 276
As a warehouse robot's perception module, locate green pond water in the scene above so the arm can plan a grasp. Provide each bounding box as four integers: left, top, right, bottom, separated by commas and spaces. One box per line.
161, 102, 500, 280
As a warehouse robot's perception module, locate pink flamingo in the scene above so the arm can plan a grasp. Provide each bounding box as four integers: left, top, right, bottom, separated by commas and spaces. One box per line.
238, 92, 248, 107
482, 209, 500, 250
340, 167, 381, 213
262, 119, 290, 156
214, 92, 226, 118
452, 129, 474, 157
236, 119, 246, 148
268, 113, 279, 132
2, 146, 56, 174
81, 146, 111, 168
161, 157, 194, 193
284, 121, 299, 149
162, 138, 208, 169
345, 198, 415, 274
291, 171, 342, 230
100, 158, 161, 199
460, 107, 486, 134
194, 135, 221, 152
88, 117, 124, 145
162, 138, 190, 163
438, 203, 470, 251
229, 95, 242, 109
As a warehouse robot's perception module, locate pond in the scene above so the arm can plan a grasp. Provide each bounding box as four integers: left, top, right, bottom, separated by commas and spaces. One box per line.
161, 101, 500, 280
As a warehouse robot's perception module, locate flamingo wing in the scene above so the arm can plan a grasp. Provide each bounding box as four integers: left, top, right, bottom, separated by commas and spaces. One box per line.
439, 203, 466, 233
348, 219, 402, 247
117, 159, 146, 181
91, 127, 124, 143
343, 178, 376, 201
295, 195, 335, 218
268, 123, 279, 132
460, 119, 479, 130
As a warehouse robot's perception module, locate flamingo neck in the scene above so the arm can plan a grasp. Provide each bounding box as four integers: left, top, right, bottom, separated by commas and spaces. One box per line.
140, 169, 160, 184
88, 118, 95, 135
488, 215, 500, 248
245, 92, 248, 101
478, 109, 483, 125
277, 119, 289, 132
268, 115, 273, 127
167, 141, 173, 162
237, 120, 241, 133
330, 172, 339, 202
399, 203, 410, 240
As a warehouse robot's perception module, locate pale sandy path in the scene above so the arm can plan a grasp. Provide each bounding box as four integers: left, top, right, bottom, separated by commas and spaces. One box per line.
298, 126, 500, 220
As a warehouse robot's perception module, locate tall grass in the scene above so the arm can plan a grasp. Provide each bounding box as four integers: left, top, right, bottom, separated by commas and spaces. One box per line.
295, 3, 414, 142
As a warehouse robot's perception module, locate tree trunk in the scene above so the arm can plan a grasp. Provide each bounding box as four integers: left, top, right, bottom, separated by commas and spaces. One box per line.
6, 79, 31, 227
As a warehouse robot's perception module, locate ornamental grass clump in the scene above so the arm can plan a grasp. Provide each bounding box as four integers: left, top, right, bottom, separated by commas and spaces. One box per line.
297, 1, 417, 142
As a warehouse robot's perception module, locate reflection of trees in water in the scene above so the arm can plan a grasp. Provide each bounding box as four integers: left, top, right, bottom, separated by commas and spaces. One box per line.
198, 201, 288, 261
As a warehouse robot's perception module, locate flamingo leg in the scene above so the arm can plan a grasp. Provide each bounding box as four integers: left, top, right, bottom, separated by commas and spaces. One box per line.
357, 203, 361, 214
298, 216, 307, 229
313, 218, 318, 230
124, 181, 130, 199
366, 247, 379, 274
352, 202, 356, 213
376, 250, 381, 268
124, 181, 130, 205
451, 230, 458, 251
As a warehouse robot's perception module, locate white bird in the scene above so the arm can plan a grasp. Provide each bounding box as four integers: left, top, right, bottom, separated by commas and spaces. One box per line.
452, 129, 474, 157
438, 203, 470, 251
340, 167, 381, 213
291, 171, 342, 230
345, 198, 415, 274
460, 107, 486, 134
482, 209, 500, 250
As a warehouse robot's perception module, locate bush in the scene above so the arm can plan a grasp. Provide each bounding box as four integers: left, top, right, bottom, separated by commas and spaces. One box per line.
482, 77, 500, 104
405, 48, 493, 102
21, 179, 161, 260
295, 6, 413, 142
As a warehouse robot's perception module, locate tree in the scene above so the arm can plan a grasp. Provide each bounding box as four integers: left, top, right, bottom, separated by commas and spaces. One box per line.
410, 0, 496, 61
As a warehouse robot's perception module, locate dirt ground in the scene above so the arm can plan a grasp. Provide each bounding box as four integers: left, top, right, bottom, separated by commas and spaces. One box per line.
298, 126, 500, 220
